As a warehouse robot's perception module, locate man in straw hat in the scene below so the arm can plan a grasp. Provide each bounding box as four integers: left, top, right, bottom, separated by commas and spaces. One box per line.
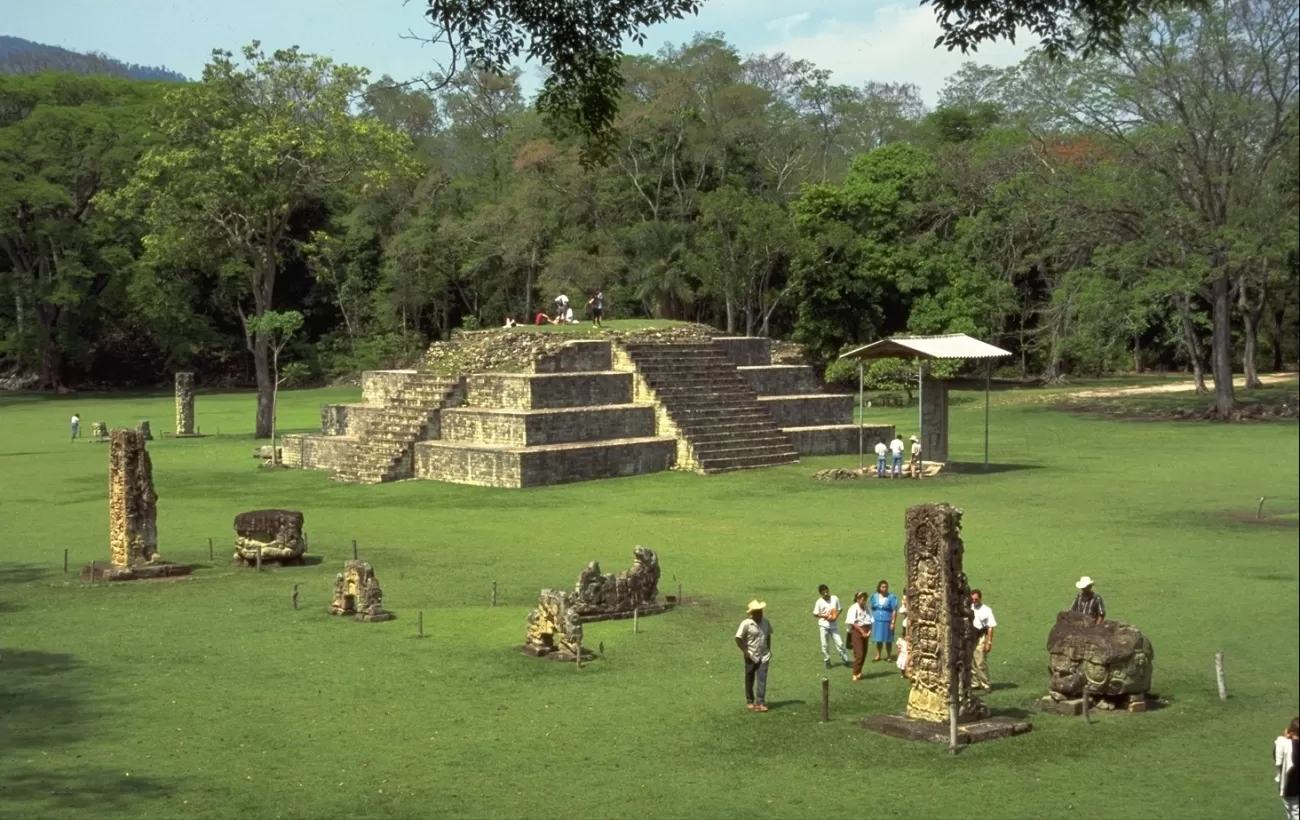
735, 599, 774, 712
1070, 576, 1105, 625
908, 435, 922, 478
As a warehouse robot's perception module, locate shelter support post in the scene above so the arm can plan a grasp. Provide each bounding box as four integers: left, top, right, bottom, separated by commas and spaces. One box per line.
984, 361, 991, 471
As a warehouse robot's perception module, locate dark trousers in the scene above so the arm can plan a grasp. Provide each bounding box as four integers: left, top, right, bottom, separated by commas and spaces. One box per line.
744, 658, 769, 705
851, 629, 868, 676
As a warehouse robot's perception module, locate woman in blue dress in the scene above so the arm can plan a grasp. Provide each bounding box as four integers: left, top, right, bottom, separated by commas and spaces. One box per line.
869, 580, 899, 661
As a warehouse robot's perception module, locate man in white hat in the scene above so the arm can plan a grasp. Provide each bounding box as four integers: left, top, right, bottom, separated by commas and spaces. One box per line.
908, 435, 922, 478
1070, 576, 1105, 624
735, 599, 774, 712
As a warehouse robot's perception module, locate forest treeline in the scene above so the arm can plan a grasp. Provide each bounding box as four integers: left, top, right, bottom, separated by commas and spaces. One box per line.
1, 1, 1296, 434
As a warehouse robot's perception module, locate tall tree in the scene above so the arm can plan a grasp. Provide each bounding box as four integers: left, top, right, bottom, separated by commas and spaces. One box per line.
102, 44, 417, 436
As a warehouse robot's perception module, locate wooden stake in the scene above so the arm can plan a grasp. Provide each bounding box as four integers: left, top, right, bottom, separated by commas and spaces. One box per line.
575, 637, 583, 670
677, 583, 682, 605
1215, 651, 1227, 700
63, 548, 68, 573
291, 584, 299, 610
352, 539, 358, 560
418, 610, 425, 639
255, 548, 262, 572
948, 700, 959, 754
491, 582, 498, 607
1256, 497, 1266, 520
208, 538, 213, 561
1082, 688, 1091, 724
633, 608, 639, 634
820, 677, 830, 723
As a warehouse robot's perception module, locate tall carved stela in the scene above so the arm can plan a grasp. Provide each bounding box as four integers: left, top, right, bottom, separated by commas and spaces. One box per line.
175, 372, 195, 435
109, 428, 159, 567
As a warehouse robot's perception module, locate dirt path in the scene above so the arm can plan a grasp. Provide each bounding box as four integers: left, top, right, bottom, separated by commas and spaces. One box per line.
1071, 373, 1297, 398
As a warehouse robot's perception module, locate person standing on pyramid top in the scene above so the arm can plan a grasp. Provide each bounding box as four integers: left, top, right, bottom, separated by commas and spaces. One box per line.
587, 291, 604, 328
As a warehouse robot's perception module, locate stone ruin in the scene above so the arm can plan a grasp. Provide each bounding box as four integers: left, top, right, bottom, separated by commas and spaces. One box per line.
522, 589, 589, 660
903, 503, 987, 723
328, 561, 392, 622
82, 428, 189, 581
571, 545, 665, 621
233, 509, 308, 565
135, 420, 153, 441
91, 421, 108, 442
175, 372, 195, 435
1046, 611, 1155, 711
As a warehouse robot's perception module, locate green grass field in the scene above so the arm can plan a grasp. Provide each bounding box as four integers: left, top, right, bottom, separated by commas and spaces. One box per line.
2, 380, 1297, 819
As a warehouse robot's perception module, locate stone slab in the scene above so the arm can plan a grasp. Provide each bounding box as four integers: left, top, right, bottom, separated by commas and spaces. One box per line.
465, 372, 634, 410
440, 404, 656, 447
533, 341, 613, 373
737, 365, 822, 396
574, 603, 675, 624
862, 713, 1033, 745
712, 337, 772, 367
81, 561, 192, 582
1039, 695, 1165, 715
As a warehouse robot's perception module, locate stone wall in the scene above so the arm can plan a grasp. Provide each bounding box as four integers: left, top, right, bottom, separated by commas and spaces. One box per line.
737, 365, 823, 396
415, 438, 675, 488
533, 340, 612, 373
760, 394, 855, 427
465, 372, 633, 410
783, 424, 895, 457
441, 405, 656, 447
281, 434, 355, 471
713, 337, 772, 366
361, 370, 419, 404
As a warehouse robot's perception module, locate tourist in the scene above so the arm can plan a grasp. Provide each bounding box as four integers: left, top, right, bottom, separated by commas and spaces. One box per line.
845, 591, 872, 681
588, 291, 604, 328
735, 600, 773, 712
533, 311, 553, 326
561, 306, 576, 324
1070, 576, 1105, 624
502, 317, 517, 329
1275, 717, 1299, 819
873, 440, 888, 477
895, 595, 910, 677
909, 435, 922, 478
812, 584, 850, 669
970, 589, 997, 690
554, 293, 569, 314
889, 434, 905, 477
70, 413, 80, 442
870, 580, 899, 661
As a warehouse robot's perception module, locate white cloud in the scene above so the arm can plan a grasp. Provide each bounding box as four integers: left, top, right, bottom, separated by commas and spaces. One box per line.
753, 3, 1033, 105
765, 13, 811, 39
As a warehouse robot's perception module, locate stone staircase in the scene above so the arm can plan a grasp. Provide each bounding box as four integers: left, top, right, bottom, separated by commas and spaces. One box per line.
617, 342, 799, 473
332, 373, 464, 484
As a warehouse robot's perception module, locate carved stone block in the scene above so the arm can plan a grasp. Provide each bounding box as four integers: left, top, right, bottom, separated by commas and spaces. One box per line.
175, 372, 195, 435
233, 509, 307, 564
1047, 611, 1154, 698
329, 561, 392, 622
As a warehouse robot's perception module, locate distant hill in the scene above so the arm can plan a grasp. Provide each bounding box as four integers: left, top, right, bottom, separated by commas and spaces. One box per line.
0, 35, 188, 82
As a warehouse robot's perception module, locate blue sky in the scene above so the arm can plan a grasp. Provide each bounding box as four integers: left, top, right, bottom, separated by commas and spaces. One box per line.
5, 0, 1031, 104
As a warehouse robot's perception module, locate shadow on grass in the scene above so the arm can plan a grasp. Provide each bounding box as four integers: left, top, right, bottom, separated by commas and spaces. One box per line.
0, 649, 175, 812
944, 462, 1044, 475
0, 564, 54, 585
764, 699, 806, 710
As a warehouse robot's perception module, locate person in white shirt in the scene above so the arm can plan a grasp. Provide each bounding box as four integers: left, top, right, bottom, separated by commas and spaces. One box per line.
888, 436, 905, 477
554, 294, 569, 313
734, 600, 774, 712
502, 317, 517, 328
970, 589, 997, 690
70, 413, 80, 442
1277, 717, 1299, 819
844, 591, 873, 681
908, 435, 922, 478
812, 584, 850, 669
561, 306, 575, 324
873, 440, 888, 477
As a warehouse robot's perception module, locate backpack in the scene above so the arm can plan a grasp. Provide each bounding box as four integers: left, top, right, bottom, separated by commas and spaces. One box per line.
1285, 739, 1300, 798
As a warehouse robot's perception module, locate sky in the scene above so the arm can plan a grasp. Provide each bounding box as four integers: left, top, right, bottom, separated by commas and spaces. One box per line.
4, 0, 1033, 105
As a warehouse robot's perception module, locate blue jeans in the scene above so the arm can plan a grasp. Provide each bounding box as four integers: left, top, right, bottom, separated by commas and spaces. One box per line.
891, 454, 902, 476
71, 424, 79, 440
876, 456, 886, 477
744, 658, 769, 705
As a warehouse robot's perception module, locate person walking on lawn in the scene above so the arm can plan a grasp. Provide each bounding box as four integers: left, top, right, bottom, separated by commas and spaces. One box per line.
812, 585, 851, 669
735, 600, 773, 712
845, 591, 873, 681
970, 589, 997, 690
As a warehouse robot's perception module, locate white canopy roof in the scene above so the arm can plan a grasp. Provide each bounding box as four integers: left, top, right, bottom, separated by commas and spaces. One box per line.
838, 333, 1012, 361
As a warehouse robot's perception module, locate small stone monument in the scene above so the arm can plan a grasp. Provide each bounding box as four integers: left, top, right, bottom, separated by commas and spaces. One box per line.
233, 509, 307, 565
175, 372, 195, 435
81, 428, 190, 581
91, 421, 108, 442
328, 561, 392, 622
522, 589, 591, 660
863, 503, 1029, 745
135, 420, 153, 441
1044, 612, 1156, 713
570, 546, 668, 621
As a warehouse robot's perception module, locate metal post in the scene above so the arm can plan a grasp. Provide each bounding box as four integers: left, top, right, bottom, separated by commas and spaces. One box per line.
820, 678, 830, 722
918, 360, 925, 446
857, 361, 864, 470
1215, 651, 1227, 699
984, 360, 991, 471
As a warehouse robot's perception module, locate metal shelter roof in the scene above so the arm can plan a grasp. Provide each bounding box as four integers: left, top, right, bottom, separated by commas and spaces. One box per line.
838, 333, 1013, 362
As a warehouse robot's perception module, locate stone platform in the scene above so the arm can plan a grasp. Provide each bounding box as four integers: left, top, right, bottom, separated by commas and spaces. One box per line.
863, 713, 1033, 745
574, 603, 676, 624
81, 561, 192, 582
1039, 694, 1165, 715
416, 437, 675, 488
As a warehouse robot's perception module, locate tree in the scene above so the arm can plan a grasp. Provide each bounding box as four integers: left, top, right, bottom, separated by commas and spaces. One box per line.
243, 310, 303, 464
102, 43, 417, 437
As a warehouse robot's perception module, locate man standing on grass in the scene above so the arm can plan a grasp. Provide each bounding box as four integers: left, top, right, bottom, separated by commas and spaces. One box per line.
812, 585, 850, 669
1070, 576, 1105, 624
889, 434, 905, 477
909, 435, 922, 478
735, 600, 773, 712
70, 413, 80, 442
970, 589, 997, 690
873, 440, 888, 477
845, 591, 873, 681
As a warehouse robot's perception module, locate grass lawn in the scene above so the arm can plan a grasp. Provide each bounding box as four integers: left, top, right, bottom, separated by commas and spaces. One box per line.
1, 381, 1297, 820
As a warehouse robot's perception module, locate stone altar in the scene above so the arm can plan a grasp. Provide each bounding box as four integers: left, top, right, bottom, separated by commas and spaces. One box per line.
175, 372, 195, 435
233, 509, 308, 565
81, 428, 189, 581
328, 561, 392, 622
522, 589, 592, 660
570, 545, 667, 621
135, 419, 153, 441
91, 421, 108, 442
1046, 611, 1154, 703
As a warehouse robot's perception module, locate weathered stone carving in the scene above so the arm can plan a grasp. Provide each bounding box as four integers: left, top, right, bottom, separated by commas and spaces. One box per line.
571, 545, 662, 620
523, 589, 588, 659
233, 509, 307, 565
1047, 612, 1154, 699
175, 372, 195, 435
328, 561, 392, 622
136, 420, 153, 441
91, 421, 108, 442
903, 503, 987, 723
82, 429, 188, 581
